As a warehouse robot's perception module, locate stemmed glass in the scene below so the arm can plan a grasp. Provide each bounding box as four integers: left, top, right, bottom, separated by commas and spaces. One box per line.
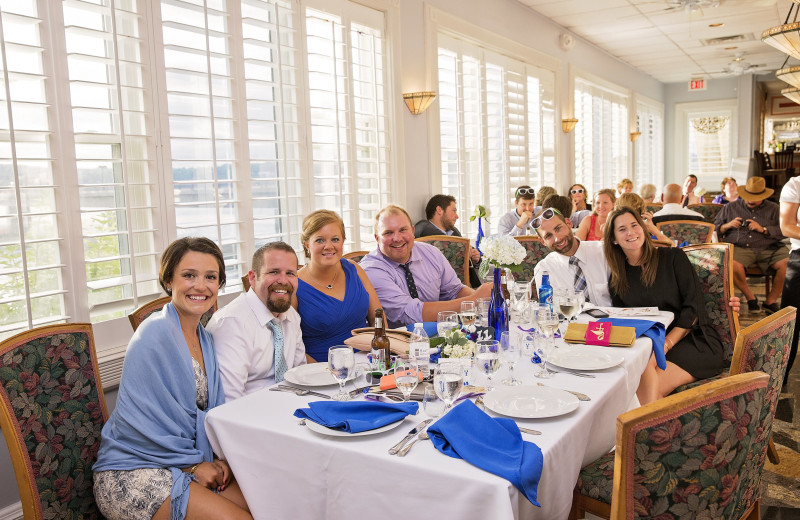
499, 331, 521, 386
533, 331, 554, 378
510, 280, 531, 313
393, 358, 420, 402
460, 301, 477, 329
476, 297, 491, 327
537, 308, 559, 350
328, 345, 355, 401
437, 311, 459, 337
556, 289, 584, 335
474, 339, 500, 391
433, 362, 463, 410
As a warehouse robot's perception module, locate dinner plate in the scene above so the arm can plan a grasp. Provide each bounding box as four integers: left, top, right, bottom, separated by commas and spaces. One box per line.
482, 385, 579, 419
305, 417, 407, 437
283, 363, 338, 387
548, 348, 624, 371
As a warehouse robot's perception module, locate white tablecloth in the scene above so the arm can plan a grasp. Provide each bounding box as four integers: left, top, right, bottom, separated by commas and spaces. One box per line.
205, 311, 673, 520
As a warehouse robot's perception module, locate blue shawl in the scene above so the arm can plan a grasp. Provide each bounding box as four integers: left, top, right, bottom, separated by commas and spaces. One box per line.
93, 303, 225, 520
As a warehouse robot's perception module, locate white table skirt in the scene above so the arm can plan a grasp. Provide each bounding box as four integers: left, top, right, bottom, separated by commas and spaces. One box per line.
205, 311, 673, 520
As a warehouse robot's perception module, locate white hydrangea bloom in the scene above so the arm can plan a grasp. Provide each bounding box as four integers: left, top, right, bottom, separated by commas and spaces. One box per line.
481, 235, 526, 267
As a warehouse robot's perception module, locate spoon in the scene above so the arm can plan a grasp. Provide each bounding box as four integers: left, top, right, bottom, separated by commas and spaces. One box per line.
397, 430, 429, 456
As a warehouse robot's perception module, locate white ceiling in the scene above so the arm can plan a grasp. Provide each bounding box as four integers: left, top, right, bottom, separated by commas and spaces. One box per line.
516, 0, 799, 84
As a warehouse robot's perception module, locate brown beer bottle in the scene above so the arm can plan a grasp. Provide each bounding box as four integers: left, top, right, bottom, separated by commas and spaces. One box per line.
371, 308, 391, 371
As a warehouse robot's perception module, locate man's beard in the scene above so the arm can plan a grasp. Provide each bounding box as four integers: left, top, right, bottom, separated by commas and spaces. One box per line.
266, 284, 293, 313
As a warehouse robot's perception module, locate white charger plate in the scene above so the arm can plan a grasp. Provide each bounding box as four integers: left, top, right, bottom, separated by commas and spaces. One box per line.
305, 417, 407, 437
548, 348, 624, 371
482, 385, 579, 419
284, 364, 338, 387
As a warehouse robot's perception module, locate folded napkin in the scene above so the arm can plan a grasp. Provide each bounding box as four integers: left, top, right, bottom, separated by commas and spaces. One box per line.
598, 318, 666, 370
405, 322, 439, 337
293, 401, 419, 433
427, 400, 543, 506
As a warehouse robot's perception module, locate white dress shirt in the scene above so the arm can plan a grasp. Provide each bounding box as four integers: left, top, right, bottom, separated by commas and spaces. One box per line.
533, 240, 612, 306
652, 203, 704, 219
206, 289, 306, 401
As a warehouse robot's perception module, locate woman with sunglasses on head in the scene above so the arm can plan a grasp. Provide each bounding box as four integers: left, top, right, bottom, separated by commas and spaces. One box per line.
575, 188, 616, 241
603, 207, 725, 405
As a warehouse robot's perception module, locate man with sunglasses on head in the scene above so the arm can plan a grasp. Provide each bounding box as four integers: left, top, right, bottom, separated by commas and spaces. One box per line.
498, 185, 538, 236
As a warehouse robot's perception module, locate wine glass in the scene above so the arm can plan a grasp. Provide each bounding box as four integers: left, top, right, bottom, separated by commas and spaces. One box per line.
460, 301, 477, 329
533, 331, 554, 379
437, 311, 459, 337
499, 331, 521, 386
423, 387, 445, 418
557, 289, 584, 335
474, 339, 500, 392
537, 308, 559, 356
433, 362, 463, 410
327, 345, 355, 401
393, 358, 420, 402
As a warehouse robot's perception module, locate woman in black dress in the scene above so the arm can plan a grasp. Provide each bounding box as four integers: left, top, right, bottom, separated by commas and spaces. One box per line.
603, 207, 725, 404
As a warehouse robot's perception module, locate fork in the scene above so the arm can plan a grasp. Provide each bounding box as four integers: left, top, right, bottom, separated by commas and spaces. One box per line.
475, 397, 542, 435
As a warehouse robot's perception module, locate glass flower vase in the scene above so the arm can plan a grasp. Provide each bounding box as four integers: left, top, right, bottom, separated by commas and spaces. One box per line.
488, 267, 509, 341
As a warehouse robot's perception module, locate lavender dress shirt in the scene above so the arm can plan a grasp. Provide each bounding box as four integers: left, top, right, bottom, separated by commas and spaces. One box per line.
360, 242, 465, 328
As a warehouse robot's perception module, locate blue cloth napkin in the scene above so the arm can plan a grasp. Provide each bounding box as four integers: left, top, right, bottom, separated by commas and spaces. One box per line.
427, 400, 543, 506
598, 318, 667, 370
293, 401, 418, 433
406, 322, 439, 337
678, 240, 689, 248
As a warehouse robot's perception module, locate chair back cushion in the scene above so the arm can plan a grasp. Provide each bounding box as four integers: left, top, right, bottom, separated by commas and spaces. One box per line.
512, 236, 550, 283
645, 202, 663, 214
0, 323, 108, 520
687, 203, 723, 224
614, 372, 769, 519
656, 220, 714, 245
129, 296, 215, 330
415, 235, 469, 284
343, 250, 369, 263
682, 244, 739, 364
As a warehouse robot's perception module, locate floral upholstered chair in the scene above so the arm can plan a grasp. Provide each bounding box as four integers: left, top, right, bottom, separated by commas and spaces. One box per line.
571, 372, 770, 520
656, 220, 715, 245
512, 236, 551, 283
687, 202, 723, 224
129, 295, 216, 331
644, 202, 663, 214
343, 250, 369, 263
415, 235, 470, 285
0, 323, 109, 520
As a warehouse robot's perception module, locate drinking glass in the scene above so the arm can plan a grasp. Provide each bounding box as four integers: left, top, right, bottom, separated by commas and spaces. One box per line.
437, 311, 459, 337
511, 281, 531, 313
460, 301, 477, 328
533, 331, 554, 379
556, 289, 584, 335
423, 387, 446, 418
433, 363, 463, 410
521, 331, 537, 366
499, 331, 521, 386
474, 339, 500, 392
328, 345, 355, 401
537, 309, 558, 340
393, 358, 420, 402
476, 297, 491, 327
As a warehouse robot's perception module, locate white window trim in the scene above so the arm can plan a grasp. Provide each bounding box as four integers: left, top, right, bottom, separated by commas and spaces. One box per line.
674, 98, 738, 185
633, 92, 665, 189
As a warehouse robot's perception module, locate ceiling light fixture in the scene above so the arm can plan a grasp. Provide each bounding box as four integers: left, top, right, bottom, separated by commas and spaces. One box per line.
777, 66, 800, 89
666, 0, 720, 14
708, 23, 724, 28
762, 2, 800, 61
782, 86, 800, 105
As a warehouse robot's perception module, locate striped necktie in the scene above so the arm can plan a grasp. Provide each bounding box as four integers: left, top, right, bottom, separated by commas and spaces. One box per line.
400, 263, 419, 299
569, 256, 587, 296
267, 318, 288, 383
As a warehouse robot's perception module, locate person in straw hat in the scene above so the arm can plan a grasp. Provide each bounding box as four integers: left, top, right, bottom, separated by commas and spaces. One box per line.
715, 176, 789, 314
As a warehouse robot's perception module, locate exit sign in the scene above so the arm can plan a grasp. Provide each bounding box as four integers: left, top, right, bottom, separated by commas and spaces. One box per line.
689, 78, 707, 91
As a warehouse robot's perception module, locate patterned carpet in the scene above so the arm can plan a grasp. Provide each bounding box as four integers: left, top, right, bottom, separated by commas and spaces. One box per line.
736, 280, 800, 519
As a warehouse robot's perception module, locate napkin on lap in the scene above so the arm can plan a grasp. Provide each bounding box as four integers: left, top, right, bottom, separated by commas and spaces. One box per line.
427, 400, 543, 506
599, 318, 666, 370
294, 401, 418, 433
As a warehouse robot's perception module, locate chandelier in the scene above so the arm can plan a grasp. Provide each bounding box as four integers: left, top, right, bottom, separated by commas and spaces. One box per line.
783, 87, 800, 105
762, 2, 800, 61
691, 116, 729, 135
777, 66, 800, 89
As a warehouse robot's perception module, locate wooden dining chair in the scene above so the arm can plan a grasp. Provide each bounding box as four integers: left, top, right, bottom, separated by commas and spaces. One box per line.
241, 274, 251, 292
415, 235, 470, 285
512, 236, 551, 283
644, 202, 662, 214
0, 323, 109, 520
571, 372, 770, 520
343, 250, 370, 263
129, 295, 217, 331
687, 202, 723, 224
655, 219, 715, 245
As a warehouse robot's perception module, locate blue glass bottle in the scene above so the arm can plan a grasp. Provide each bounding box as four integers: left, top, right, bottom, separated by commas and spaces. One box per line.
488, 267, 508, 340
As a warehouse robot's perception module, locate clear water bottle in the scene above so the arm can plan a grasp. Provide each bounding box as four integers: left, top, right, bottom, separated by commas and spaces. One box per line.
409, 323, 430, 379
538, 271, 553, 312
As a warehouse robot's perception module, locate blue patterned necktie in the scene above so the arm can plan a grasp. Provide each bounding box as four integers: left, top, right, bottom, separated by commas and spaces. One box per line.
400, 263, 419, 299
569, 256, 587, 296
268, 318, 288, 383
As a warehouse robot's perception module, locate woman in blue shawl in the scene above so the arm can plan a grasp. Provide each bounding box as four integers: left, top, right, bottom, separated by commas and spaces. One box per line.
93, 238, 251, 520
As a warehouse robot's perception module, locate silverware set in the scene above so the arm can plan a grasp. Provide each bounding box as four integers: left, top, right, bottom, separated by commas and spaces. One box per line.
547, 366, 595, 378
389, 419, 432, 455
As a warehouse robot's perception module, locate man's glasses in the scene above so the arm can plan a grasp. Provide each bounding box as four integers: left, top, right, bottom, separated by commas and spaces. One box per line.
515, 188, 535, 197
531, 208, 563, 229
570, 189, 584, 194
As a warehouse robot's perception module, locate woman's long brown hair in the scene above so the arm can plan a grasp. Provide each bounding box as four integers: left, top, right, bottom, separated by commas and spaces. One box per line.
603, 207, 659, 295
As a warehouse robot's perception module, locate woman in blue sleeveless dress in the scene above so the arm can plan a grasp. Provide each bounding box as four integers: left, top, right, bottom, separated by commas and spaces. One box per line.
295, 210, 381, 362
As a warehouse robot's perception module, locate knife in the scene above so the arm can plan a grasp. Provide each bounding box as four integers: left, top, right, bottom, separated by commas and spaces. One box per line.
348, 385, 371, 397
388, 419, 432, 455
537, 382, 591, 401
279, 384, 332, 399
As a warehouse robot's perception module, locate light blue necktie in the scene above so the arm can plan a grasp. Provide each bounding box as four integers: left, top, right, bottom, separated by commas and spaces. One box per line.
268, 318, 288, 383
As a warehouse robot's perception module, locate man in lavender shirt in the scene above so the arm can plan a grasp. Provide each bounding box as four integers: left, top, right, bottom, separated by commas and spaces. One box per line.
360, 205, 493, 328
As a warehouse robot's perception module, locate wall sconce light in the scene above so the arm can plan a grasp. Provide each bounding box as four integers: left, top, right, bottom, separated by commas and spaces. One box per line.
630, 131, 642, 142
403, 92, 437, 115
561, 118, 578, 133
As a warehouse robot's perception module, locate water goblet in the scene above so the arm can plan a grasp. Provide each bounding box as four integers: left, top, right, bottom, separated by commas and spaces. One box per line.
437, 311, 459, 337
433, 362, 463, 410
533, 331, 554, 379
423, 387, 446, 418
393, 358, 420, 402
460, 301, 477, 328
474, 339, 500, 392
557, 289, 584, 335
327, 345, 355, 401
511, 280, 531, 313
499, 331, 521, 386
476, 297, 491, 327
